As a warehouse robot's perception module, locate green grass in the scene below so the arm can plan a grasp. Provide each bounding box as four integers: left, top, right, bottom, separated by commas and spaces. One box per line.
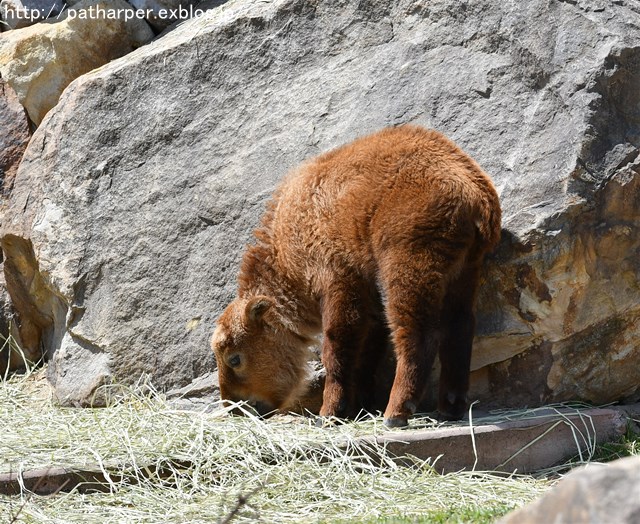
587, 426, 640, 463
0, 368, 554, 523
339, 504, 517, 523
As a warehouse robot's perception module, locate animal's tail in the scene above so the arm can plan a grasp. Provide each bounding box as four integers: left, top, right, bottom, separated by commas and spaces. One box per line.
474, 178, 502, 252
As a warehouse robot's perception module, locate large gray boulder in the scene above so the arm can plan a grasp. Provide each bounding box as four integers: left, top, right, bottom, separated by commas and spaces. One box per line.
1, 0, 639, 406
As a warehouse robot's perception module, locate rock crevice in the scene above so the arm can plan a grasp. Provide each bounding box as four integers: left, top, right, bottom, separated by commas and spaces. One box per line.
1, 235, 68, 366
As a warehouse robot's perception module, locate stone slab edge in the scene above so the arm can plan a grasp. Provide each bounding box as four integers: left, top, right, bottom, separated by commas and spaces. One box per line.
363, 405, 633, 474
0, 460, 191, 495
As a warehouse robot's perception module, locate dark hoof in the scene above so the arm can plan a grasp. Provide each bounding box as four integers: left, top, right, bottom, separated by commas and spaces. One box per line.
315, 416, 344, 428
438, 392, 468, 421
383, 416, 409, 428
315, 416, 329, 428
437, 410, 464, 422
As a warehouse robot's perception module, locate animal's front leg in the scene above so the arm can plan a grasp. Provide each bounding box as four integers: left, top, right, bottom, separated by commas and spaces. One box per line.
319, 287, 366, 420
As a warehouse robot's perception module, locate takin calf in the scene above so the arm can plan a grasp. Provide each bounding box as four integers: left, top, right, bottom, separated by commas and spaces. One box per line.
211, 125, 501, 427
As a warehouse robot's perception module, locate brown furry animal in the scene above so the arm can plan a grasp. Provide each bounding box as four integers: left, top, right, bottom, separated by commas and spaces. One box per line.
211, 125, 501, 427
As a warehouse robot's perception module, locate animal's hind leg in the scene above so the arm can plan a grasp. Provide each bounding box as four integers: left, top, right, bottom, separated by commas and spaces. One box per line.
379, 247, 461, 427
438, 263, 481, 421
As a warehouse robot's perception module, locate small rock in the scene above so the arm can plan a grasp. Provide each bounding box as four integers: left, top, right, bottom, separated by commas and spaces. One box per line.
166, 372, 220, 412
500, 456, 640, 524
166, 371, 219, 399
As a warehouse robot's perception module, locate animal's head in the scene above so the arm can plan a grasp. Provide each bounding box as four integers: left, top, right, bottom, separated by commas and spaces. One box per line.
211, 296, 310, 416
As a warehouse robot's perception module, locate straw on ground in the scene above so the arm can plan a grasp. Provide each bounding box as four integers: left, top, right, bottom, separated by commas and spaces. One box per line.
0, 368, 559, 523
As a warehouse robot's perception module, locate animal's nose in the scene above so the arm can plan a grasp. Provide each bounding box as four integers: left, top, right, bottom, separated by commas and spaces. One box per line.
223, 397, 276, 418
222, 398, 246, 416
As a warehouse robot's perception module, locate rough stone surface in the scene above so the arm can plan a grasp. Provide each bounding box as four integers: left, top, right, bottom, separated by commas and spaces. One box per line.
0, 0, 64, 30
0, 78, 30, 195
0, 0, 154, 125
500, 455, 640, 524
1, 0, 640, 406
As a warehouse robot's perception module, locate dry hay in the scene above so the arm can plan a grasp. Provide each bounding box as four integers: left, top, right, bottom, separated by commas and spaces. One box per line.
0, 367, 557, 523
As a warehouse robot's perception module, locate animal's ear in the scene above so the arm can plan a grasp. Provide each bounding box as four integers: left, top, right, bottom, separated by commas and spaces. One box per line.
210, 327, 227, 350
244, 296, 274, 324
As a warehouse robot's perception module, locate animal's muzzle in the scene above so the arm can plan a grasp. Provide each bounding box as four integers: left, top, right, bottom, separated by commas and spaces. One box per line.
226, 399, 276, 418
252, 400, 276, 418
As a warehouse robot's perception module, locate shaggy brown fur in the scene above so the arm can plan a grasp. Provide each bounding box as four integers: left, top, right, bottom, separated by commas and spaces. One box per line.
211, 125, 501, 426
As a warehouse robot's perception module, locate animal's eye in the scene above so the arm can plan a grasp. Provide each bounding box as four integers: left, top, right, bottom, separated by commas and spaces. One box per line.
228, 354, 241, 368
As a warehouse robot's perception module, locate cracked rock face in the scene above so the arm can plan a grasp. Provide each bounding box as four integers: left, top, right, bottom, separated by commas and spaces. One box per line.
0, 78, 30, 195
1, 0, 639, 407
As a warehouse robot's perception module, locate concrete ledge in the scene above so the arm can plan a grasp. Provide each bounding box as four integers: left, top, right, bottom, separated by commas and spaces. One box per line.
0, 460, 190, 495
0, 467, 116, 495
363, 406, 631, 473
